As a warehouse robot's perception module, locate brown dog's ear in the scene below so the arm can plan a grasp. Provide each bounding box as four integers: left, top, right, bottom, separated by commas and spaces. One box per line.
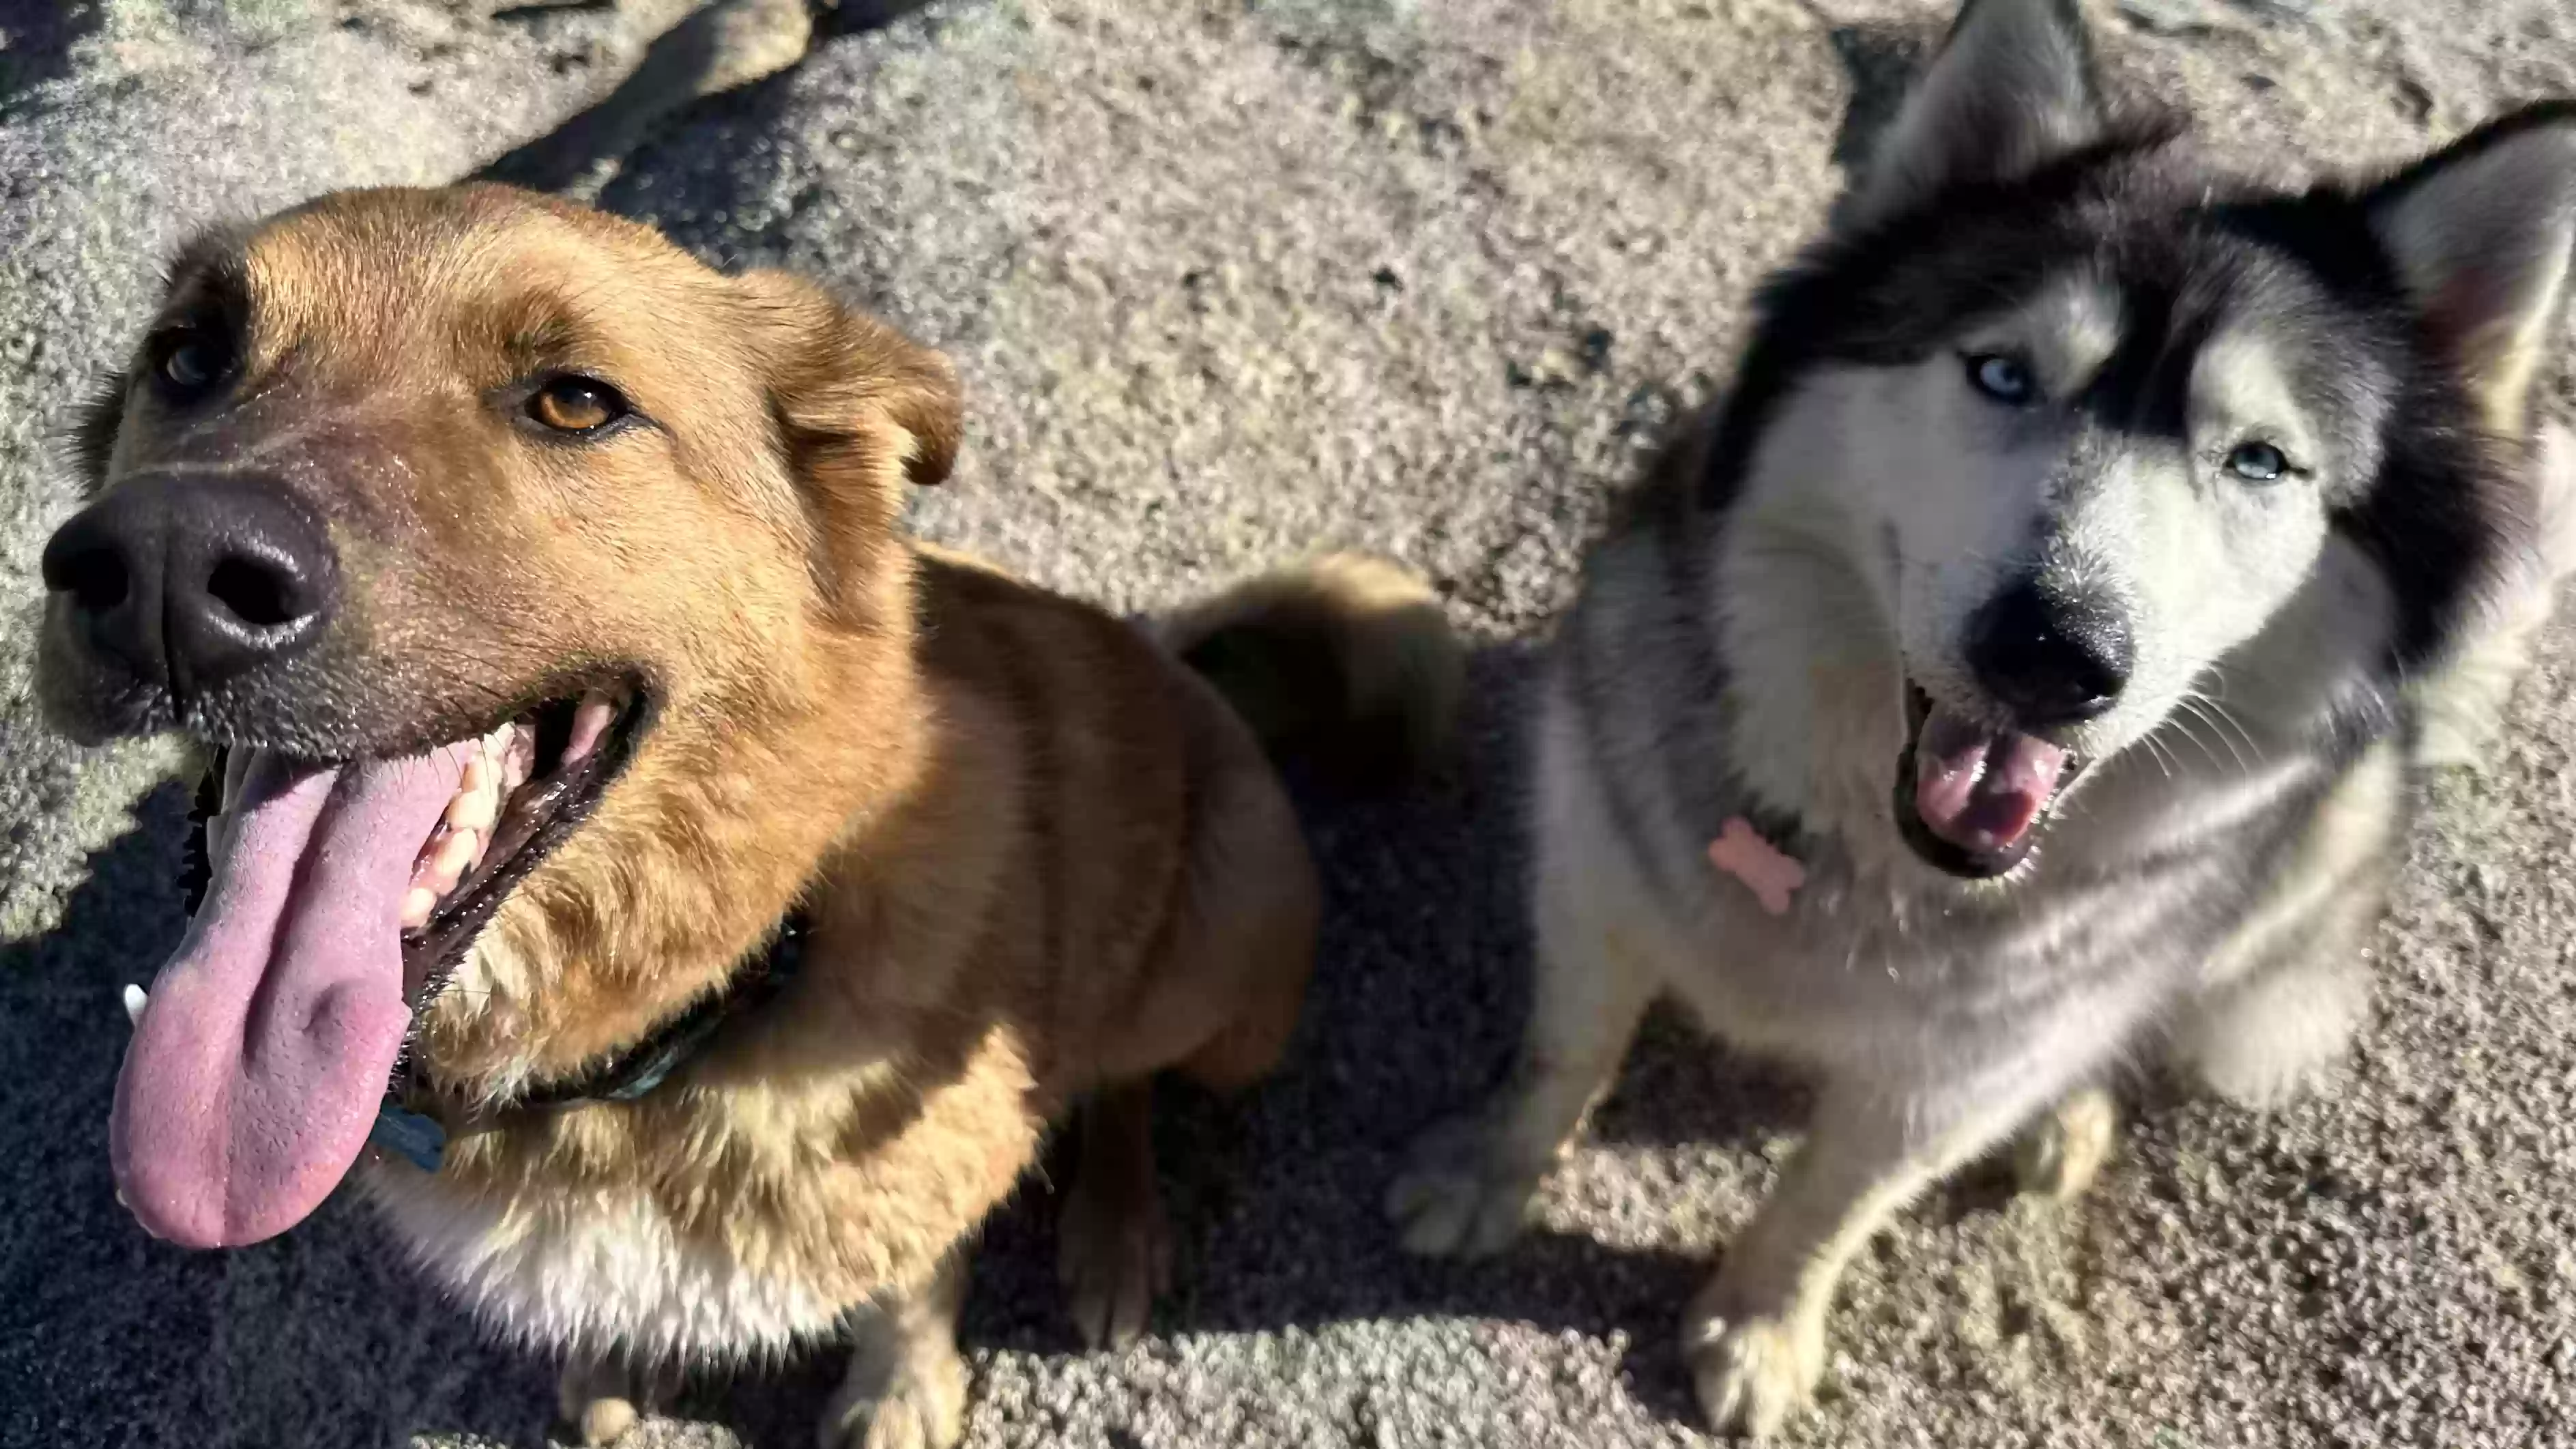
736, 269, 961, 491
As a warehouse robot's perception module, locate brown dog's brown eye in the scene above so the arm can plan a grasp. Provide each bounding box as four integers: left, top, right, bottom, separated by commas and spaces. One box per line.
151, 326, 233, 399
527, 377, 628, 435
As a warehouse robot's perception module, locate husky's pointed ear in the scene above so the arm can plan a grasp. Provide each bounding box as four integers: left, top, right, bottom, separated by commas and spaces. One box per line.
1842, 0, 2104, 230
2364, 104, 2576, 434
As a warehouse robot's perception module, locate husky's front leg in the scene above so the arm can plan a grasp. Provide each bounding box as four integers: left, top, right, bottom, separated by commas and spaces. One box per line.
2010, 1085, 2118, 1203
817, 1253, 970, 1449
1688, 1081, 2053, 1439
1386, 881, 1658, 1258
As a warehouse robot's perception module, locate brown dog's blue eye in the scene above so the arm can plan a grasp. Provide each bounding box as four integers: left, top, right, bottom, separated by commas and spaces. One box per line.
527, 377, 628, 435
2227, 441, 2288, 483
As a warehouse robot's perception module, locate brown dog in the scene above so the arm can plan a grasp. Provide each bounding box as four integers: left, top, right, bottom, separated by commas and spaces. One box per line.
38, 184, 1458, 1447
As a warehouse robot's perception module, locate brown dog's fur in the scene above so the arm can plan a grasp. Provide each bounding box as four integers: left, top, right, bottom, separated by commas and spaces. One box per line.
54, 185, 1458, 1447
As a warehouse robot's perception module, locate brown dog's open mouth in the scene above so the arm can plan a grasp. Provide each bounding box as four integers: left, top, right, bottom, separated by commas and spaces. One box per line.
395, 687, 642, 1003
111, 685, 645, 1250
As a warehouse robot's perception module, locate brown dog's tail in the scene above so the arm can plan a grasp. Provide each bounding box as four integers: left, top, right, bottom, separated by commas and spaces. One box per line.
1161, 553, 1464, 788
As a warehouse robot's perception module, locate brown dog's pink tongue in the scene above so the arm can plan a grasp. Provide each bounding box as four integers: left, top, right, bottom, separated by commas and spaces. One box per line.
111, 744, 470, 1248
1912, 704, 2069, 854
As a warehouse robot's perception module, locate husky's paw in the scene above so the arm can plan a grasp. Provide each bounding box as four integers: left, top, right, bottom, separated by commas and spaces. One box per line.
817, 1353, 968, 1449
1683, 1301, 1824, 1441
2013, 1087, 2116, 1203
1384, 1113, 1545, 1259
1058, 1175, 1174, 1349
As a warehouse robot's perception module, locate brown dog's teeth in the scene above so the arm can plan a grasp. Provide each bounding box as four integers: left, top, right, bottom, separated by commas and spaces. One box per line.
455, 773, 572, 903
561, 691, 618, 769
221, 748, 250, 812
392, 689, 631, 1002
502, 722, 537, 792
430, 827, 478, 882
446, 755, 500, 834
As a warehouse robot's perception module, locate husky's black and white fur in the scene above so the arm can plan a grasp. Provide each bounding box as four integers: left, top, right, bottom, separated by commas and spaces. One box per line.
1389, 0, 2576, 1435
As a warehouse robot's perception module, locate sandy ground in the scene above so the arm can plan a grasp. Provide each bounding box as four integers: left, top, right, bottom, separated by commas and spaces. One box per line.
5, 1, 2575, 1446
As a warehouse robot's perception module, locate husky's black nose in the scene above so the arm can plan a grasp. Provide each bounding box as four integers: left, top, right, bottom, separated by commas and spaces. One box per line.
41, 474, 338, 699
1967, 577, 2131, 726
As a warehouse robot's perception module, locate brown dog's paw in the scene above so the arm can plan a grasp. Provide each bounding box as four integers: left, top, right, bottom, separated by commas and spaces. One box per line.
574, 1396, 640, 1447
817, 1351, 968, 1449
558, 1355, 665, 1446
1058, 1175, 1174, 1350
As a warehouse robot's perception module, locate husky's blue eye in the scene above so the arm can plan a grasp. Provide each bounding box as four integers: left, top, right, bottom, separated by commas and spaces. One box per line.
2226, 441, 2288, 483
1964, 352, 2035, 405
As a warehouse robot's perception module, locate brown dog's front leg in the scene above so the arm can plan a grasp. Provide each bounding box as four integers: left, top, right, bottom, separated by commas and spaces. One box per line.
1056, 1080, 1173, 1350
817, 1252, 970, 1449
557, 1349, 678, 1446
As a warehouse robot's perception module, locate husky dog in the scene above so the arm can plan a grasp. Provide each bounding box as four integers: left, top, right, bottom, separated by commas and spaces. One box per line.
1388, 0, 2576, 1435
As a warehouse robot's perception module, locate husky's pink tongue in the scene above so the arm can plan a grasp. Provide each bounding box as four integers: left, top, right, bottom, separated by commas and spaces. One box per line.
112, 744, 471, 1248
1912, 704, 2069, 854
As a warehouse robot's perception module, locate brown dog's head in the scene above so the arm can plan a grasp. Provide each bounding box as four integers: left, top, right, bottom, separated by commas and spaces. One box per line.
40, 185, 959, 1248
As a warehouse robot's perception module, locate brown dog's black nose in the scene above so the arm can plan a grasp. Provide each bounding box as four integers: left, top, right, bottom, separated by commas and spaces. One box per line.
1967, 575, 2132, 727
40, 474, 337, 698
